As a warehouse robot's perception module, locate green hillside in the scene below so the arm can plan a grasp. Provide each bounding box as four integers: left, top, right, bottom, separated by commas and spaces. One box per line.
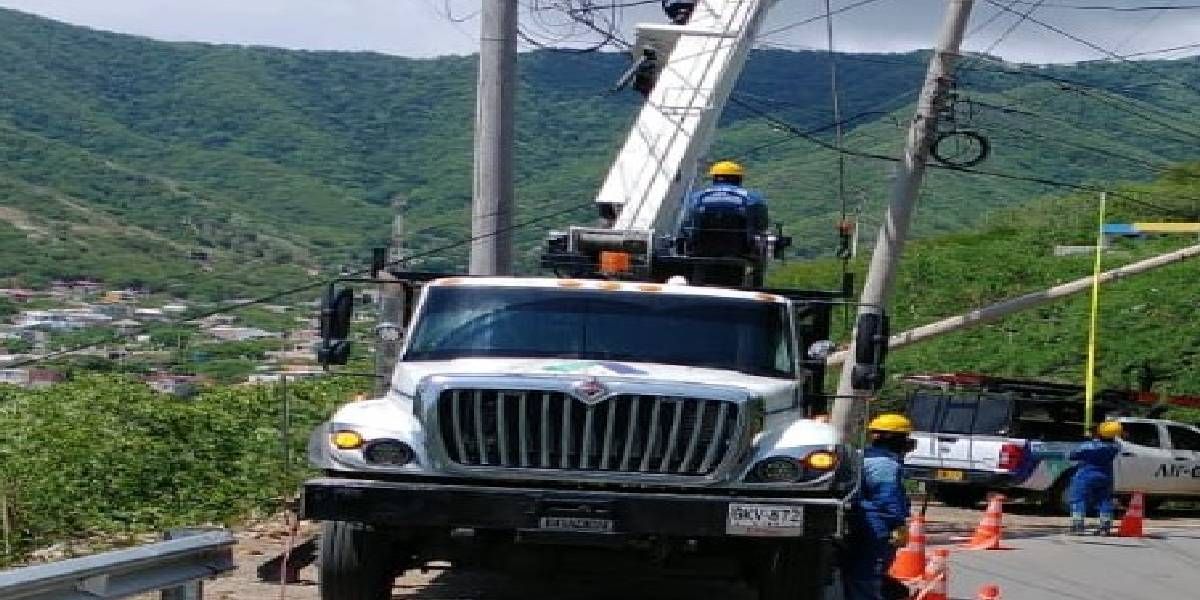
2, 8, 1200, 298
774, 163, 1200, 411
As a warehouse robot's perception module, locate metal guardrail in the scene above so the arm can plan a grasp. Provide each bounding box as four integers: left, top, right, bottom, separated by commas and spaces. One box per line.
0, 529, 234, 600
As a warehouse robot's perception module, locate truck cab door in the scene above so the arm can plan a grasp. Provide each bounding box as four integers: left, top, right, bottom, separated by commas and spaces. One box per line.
1165, 424, 1200, 496
1114, 421, 1172, 494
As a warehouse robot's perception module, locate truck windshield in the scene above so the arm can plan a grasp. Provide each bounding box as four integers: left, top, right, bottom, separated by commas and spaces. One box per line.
404, 286, 794, 378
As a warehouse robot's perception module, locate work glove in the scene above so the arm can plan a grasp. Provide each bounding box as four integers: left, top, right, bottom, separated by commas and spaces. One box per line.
890, 526, 909, 548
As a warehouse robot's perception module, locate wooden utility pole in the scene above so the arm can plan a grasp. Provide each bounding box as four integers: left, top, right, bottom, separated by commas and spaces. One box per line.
470, 0, 518, 275
832, 0, 975, 440
374, 195, 408, 396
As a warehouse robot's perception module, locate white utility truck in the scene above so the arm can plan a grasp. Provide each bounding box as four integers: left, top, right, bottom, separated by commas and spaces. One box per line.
902, 373, 1200, 512
300, 2, 889, 599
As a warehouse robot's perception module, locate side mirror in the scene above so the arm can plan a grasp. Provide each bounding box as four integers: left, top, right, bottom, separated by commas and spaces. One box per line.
851, 312, 890, 392
317, 285, 355, 366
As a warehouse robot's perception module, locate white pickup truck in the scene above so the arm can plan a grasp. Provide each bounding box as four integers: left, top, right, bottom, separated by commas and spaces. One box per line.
900, 374, 1200, 511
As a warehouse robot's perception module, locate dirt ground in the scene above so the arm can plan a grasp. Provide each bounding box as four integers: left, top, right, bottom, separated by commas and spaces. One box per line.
202, 500, 1200, 600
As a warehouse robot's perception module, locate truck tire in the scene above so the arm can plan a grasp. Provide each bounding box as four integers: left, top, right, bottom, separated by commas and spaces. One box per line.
319, 520, 400, 600
931, 484, 986, 508
757, 539, 827, 600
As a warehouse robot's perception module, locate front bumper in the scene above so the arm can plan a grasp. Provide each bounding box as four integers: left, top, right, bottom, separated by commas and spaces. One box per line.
302, 477, 847, 540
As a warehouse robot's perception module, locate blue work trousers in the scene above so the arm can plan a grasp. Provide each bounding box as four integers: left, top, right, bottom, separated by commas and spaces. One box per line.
1068, 471, 1115, 518
842, 542, 895, 600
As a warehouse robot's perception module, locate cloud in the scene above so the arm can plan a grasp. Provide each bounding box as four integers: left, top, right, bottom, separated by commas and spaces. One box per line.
0, 0, 1198, 63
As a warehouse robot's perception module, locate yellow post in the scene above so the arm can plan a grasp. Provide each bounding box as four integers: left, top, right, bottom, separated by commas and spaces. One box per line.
1084, 192, 1107, 436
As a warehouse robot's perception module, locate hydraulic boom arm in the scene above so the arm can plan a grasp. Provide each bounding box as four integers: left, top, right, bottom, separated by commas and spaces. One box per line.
601, 0, 777, 233
544, 0, 785, 285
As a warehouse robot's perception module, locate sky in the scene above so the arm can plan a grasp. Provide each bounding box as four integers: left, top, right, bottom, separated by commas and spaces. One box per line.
0, 1, 1198, 64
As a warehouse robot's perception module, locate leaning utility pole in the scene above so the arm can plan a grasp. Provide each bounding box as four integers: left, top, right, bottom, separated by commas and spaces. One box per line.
469, 0, 518, 275
824, 241, 1200, 366
832, 0, 975, 439
374, 195, 408, 396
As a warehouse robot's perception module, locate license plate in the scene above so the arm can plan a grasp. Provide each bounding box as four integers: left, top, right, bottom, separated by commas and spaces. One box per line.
935, 469, 964, 481
538, 516, 614, 533
726, 503, 804, 537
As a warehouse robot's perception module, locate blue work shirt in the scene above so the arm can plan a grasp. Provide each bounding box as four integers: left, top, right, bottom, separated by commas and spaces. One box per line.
1069, 439, 1120, 479
853, 446, 911, 544
686, 183, 765, 211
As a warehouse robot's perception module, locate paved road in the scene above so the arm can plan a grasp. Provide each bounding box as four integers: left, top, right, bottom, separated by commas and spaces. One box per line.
948, 527, 1200, 600
207, 507, 1200, 599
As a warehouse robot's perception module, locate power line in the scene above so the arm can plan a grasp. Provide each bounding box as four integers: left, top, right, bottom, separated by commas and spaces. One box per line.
967, 0, 1025, 38
1006, 1, 1200, 10
8, 200, 595, 369
823, 0, 849, 234
970, 106, 1171, 172
982, 0, 1200, 98
981, 0, 1047, 56
960, 56, 1200, 144
757, 0, 896, 39
1119, 41, 1200, 59
727, 95, 1200, 218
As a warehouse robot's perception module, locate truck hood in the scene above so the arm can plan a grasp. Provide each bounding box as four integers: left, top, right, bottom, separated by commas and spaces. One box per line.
392, 357, 797, 405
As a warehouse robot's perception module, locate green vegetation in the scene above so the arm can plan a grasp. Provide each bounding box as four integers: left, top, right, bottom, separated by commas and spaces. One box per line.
0, 375, 364, 565
773, 163, 1200, 422
1, 8, 1199, 299
172, 339, 284, 383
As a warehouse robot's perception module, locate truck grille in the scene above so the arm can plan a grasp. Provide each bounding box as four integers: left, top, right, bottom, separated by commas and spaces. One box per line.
437, 389, 740, 476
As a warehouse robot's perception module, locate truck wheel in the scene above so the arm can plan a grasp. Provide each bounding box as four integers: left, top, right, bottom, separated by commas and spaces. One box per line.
757, 539, 826, 600
319, 520, 400, 600
932, 485, 986, 508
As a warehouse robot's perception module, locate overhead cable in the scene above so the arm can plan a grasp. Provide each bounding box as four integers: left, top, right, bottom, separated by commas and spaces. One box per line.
7, 201, 595, 369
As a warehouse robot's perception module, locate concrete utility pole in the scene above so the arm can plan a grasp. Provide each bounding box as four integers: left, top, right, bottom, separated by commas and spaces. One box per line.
469, 0, 519, 275
832, 0, 975, 440
824, 242, 1200, 366
374, 195, 408, 396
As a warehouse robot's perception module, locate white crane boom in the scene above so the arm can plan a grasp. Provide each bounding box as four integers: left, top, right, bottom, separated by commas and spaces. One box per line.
601, 0, 777, 234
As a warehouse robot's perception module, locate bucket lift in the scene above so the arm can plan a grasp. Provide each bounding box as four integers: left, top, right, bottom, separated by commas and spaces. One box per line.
543, 0, 789, 287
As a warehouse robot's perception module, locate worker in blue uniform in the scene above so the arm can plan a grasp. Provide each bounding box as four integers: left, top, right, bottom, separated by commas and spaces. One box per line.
681, 161, 769, 257
1068, 420, 1123, 536
843, 414, 915, 600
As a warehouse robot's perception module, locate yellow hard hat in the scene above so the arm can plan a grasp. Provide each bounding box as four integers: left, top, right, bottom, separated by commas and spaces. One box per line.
868, 413, 914, 434
709, 160, 745, 177
1097, 420, 1123, 439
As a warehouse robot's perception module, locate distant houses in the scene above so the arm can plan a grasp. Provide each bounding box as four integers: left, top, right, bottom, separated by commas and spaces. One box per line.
205, 326, 277, 342
14, 309, 112, 330
0, 368, 65, 388
0, 280, 325, 387
143, 373, 208, 397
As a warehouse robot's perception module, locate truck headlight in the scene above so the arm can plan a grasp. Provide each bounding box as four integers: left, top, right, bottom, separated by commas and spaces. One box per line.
748, 451, 839, 483
364, 440, 415, 466
752, 457, 803, 482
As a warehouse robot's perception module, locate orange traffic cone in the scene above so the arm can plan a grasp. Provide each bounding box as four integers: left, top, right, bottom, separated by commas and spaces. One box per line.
976, 583, 1002, 600
1118, 491, 1146, 538
961, 493, 1006, 550
916, 548, 950, 600
888, 515, 927, 581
